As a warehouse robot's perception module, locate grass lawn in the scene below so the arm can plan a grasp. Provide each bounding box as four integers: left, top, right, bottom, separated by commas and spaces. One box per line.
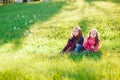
0, 0, 120, 80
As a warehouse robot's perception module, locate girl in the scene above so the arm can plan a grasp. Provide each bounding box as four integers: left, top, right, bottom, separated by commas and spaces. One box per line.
83, 29, 100, 53
60, 26, 84, 54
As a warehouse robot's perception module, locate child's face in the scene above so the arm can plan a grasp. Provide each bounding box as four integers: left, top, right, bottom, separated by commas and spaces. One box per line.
90, 30, 97, 38
72, 28, 79, 37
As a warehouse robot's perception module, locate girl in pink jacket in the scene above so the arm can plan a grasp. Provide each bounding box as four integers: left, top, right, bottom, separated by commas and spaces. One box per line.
83, 29, 100, 53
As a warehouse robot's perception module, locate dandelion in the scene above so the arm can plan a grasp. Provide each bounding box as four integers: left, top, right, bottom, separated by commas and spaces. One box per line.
24, 32, 27, 36
17, 14, 19, 17
33, 15, 36, 19
24, 30, 29, 36
26, 30, 29, 34
29, 20, 32, 23
13, 26, 16, 30
22, 15, 25, 18
25, 22, 28, 25
33, 15, 35, 17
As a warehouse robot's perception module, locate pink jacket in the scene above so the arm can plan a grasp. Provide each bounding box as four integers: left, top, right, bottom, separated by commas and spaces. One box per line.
83, 37, 99, 52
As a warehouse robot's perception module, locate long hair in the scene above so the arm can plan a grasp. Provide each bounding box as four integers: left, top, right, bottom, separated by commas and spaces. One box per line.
88, 29, 100, 46
72, 26, 83, 41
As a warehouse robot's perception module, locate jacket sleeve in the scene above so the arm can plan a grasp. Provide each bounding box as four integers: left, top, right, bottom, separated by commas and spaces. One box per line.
67, 41, 76, 51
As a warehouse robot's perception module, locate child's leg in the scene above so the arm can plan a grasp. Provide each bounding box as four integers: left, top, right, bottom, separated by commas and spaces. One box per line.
81, 50, 89, 54
73, 44, 83, 53
78, 48, 89, 55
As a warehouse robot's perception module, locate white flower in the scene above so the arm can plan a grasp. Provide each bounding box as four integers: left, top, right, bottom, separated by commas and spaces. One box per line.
24, 33, 27, 36
29, 20, 32, 23
22, 15, 24, 18
33, 15, 36, 19
33, 15, 35, 17
25, 22, 27, 25
26, 30, 29, 33
24, 30, 29, 36
17, 14, 19, 17
13, 26, 16, 30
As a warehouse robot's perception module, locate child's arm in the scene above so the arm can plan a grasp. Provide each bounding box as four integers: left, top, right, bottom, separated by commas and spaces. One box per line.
66, 42, 76, 51
91, 46, 95, 49
83, 39, 87, 47
69, 33, 73, 40
93, 44, 99, 52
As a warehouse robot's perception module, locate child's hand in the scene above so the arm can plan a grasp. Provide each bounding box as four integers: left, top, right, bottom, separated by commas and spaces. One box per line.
91, 46, 95, 49
69, 34, 73, 39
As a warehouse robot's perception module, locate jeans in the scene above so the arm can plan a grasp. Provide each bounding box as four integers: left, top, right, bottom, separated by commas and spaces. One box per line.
73, 44, 84, 53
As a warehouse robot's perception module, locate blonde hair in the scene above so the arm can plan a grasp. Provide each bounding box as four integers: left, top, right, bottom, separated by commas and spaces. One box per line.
88, 29, 100, 46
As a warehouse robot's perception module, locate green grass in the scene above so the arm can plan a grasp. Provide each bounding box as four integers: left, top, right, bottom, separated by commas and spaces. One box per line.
0, 0, 120, 80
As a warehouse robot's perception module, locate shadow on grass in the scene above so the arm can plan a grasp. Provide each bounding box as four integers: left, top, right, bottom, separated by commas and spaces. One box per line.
79, 18, 89, 33
0, 1, 66, 49
69, 51, 102, 61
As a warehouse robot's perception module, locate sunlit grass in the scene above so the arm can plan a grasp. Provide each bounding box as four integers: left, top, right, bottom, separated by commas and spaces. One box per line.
0, 0, 120, 80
